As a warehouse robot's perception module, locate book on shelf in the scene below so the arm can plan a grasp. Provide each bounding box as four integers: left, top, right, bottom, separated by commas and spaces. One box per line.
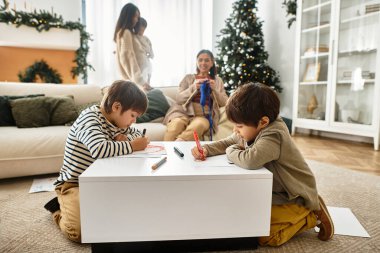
303, 46, 329, 57
341, 70, 375, 80
365, 3, 380, 14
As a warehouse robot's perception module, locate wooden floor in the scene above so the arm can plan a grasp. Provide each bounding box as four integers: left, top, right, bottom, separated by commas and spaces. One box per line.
292, 134, 380, 176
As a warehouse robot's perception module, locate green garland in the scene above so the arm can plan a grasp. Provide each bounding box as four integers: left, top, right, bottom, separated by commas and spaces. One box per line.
18, 60, 63, 84
0, 0, 94, 81
282, 0, 297, 28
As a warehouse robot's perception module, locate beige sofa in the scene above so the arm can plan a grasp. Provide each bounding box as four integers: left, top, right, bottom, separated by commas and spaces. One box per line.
0, 82, 233, 179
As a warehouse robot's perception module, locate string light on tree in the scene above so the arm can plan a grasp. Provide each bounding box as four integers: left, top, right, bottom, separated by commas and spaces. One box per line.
216, 0, 282, 95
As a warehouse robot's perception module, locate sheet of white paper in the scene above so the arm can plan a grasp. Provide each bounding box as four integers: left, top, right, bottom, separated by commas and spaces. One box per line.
192, 154, 236, 167
314, 206, 370, 237
121, 143, 167, 158
29, 177, 56, 193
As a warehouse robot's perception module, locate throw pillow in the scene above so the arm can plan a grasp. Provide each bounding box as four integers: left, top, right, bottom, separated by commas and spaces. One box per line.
0, 94, 44, 126
10, 97, 50, 128
9, 95, 78, 128
64, 102, 100, 126
47, 95, 78, 125
137, 89, 170, 123
76, 102, 100, 115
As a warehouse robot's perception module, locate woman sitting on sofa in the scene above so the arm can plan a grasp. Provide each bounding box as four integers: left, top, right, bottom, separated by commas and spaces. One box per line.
163, 49, 228, 141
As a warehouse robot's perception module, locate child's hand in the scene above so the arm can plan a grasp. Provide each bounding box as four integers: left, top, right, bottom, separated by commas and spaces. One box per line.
130, 137, 150, 151
114, 134, 128, 141
191, 146, 208, 160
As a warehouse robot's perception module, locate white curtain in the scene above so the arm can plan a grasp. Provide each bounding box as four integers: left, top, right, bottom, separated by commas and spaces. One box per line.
86, 0, 213, 87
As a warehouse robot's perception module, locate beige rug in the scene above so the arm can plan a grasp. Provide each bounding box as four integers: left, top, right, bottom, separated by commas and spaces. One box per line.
0, 160, 379, 253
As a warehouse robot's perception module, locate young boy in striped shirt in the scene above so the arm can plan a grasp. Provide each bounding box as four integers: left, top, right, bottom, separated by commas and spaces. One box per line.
44, 80, 149, 242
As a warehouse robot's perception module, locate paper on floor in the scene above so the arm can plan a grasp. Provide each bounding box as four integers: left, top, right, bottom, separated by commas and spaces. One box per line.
29, 177, 56, 193
314, 206, 370, 237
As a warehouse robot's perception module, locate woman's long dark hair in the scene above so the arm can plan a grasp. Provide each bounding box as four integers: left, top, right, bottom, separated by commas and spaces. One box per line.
113, 3, 139, 42
196, 49, 217, 79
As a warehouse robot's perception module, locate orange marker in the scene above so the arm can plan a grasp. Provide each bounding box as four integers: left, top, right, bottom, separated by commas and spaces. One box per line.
193, 130, 205, 160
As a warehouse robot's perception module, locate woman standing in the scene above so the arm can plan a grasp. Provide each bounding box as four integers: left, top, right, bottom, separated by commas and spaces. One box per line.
114, 3, 152, 91
163, 49, 228, 141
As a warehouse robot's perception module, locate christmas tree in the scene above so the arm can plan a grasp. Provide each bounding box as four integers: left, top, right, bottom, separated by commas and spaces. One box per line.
216, 0, 282, 94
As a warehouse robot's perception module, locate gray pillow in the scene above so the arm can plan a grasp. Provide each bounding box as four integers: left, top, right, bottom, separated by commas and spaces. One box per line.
137, 89, 170, 123
10, 97, 50, 128
9, 96, 78, 128
47, 96, 78, 125
0, 94, 44, 126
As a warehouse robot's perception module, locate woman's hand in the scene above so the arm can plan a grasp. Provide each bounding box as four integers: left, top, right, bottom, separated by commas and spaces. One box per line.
191, 146, 208, 160
193, 78, 208, 89
130, 137, 150, 151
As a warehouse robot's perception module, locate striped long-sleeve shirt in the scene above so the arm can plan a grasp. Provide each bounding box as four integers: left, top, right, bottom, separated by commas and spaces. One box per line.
55, 105, 142, 185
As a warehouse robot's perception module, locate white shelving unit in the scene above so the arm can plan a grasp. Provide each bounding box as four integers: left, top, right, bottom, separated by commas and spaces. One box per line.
0, 23, 80, 50
292, 0, 380, 150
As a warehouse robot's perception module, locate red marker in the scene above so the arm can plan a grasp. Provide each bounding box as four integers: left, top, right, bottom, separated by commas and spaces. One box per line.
193, 130, 205, 160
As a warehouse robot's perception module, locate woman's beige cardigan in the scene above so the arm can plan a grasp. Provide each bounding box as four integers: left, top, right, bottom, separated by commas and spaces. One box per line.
116, 29, 146, 87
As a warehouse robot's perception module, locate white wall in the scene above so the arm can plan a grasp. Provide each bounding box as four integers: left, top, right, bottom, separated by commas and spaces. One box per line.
7, 0, 81, 22
212, 0, 296, 118
212, 0, 234, 55
258, 0, 296, 119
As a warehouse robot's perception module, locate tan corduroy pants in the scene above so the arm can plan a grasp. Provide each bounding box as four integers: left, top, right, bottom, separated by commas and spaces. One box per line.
164, 116, 210, 141
164, 103, 211, 141
53, 182, 81, 243
258, 203, 318, 247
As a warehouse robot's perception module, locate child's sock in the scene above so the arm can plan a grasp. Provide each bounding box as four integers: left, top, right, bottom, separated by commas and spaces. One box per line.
44, 197, 60, 213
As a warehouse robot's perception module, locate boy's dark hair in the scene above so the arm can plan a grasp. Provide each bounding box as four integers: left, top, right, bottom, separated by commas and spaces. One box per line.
135, 17, 147, 34
226, 82, 280, 127
196, 49, 216, 79
102, 80, 147, 115
113, 3, 140, 42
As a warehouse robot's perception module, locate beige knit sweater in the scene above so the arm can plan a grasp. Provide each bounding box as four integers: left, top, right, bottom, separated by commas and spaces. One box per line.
116, 29, 146, 87
203, 117, 320, 211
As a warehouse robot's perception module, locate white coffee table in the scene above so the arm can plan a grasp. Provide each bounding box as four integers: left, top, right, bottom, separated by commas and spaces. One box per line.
79, 142, 273, 243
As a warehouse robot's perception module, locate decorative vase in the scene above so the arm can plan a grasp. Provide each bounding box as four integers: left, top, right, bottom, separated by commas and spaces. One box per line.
307, 94, 318, 114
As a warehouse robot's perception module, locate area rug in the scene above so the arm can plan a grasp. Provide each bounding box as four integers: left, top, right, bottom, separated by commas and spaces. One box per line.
0, 160, 379, 253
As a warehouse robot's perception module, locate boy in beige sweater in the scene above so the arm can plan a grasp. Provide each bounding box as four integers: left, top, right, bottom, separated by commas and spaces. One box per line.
191, 82, 334, 246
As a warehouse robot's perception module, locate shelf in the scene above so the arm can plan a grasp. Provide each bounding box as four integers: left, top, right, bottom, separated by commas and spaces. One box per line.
303, 1, 331, 13
0, 23, 80, 50
302, 24, 330, 33
337, 79, 375, 84
338, 48, 377, 56
341, 11, 380, 24
299, 81, 328, 85
301, 52, 329, 59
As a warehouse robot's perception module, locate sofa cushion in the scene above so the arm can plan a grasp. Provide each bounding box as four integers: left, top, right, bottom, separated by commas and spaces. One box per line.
0, 94, 44, 126
0, 125, 69, 165
137, 89, 170, 123
131, 122, 167, 141
10, 96, 78, 128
